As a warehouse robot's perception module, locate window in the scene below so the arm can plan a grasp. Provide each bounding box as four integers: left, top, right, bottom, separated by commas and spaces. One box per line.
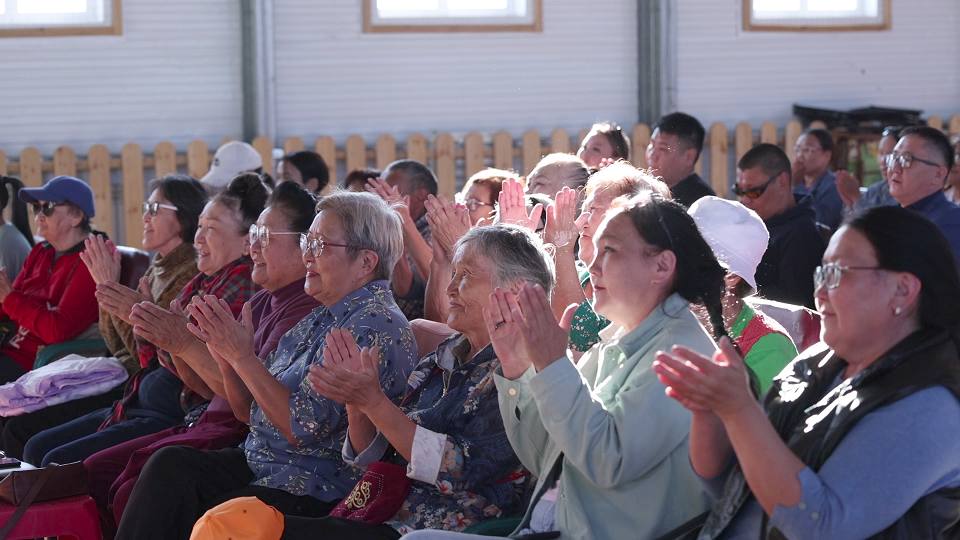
0, 0, 120, 37
743, 0, 890, 31
363, 0, 541, 33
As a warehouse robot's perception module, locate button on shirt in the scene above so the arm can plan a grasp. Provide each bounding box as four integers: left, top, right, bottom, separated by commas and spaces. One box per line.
243, 280, 417, 502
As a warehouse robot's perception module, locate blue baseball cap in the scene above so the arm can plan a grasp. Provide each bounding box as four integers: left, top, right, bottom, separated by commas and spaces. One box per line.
19, 175, 96, 218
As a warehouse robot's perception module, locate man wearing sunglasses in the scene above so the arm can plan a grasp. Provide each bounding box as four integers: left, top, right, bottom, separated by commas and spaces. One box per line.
734, 144, 826, 309
887, 126, 960, 260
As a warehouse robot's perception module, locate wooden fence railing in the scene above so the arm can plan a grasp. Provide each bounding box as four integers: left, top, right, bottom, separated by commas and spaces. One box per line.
3, 114, 959, 248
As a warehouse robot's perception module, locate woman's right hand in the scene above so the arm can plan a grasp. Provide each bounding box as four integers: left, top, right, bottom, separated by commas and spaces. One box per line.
186, 296, 257, 368
544, 186, 578, 250
496, 178, 543, 232
80, 235, 122, 285
425, 195, 471, 259
484, 287, 533, 379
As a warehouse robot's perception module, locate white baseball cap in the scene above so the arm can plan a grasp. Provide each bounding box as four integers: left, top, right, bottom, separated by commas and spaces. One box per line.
688, 196, 769, 291
200, 141, 263, 189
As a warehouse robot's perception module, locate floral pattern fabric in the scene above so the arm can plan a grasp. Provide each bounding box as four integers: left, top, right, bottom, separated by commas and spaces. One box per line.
243, 280, 417, 502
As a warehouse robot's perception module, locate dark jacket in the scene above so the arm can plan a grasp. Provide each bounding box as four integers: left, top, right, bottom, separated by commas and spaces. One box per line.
671, 173, 715, 209
755, 197, 826, 309
700, 329, 960, 539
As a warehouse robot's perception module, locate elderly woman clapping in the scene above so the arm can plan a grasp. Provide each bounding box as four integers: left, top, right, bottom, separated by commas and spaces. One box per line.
654, 206, 960, 538
115, 191, 418, 540
188, 224, 553, 539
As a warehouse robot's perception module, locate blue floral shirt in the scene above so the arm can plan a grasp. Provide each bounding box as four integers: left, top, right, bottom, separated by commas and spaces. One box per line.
242, 280, 417, 502
345, 334, 526, 533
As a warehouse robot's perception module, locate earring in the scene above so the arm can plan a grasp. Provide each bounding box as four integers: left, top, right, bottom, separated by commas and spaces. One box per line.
894, 306, 902, 316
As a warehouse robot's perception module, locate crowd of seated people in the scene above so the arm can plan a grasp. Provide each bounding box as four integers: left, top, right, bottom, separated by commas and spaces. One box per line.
0, 111, 957, 540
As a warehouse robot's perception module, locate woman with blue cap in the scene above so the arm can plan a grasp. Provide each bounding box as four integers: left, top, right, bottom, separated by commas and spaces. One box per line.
0, 175, 99, 383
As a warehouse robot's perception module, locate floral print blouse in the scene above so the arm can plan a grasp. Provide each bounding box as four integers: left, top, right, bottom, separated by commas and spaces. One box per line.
242, 280, 417, 502
344, 333, 526, 533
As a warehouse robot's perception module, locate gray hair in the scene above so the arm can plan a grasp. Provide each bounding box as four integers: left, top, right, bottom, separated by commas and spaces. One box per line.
454, 224, 556, 296
315, 191, 404, 281
528, 153, 591, 191
382, 159, 439, 196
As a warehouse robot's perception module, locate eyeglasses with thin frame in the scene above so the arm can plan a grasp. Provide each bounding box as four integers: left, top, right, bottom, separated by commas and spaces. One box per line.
885, 152, 944, 170
142, 201, 179, 217
813, 262, 881, 291
299, 233, 362, 258
463, 198, 495, 212
248, 224, 300, 249
732, 172, 781, 200
30, 201, 66, 217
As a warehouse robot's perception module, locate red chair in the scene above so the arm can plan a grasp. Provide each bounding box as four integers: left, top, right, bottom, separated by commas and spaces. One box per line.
0, 494, 102, 539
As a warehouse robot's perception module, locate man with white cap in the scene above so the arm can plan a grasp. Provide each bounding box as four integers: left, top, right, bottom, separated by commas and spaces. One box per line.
688, 196, 797, 394
200, 141, 264, 190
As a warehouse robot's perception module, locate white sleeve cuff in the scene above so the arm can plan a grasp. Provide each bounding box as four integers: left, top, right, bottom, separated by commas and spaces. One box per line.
406, 425, 448, 485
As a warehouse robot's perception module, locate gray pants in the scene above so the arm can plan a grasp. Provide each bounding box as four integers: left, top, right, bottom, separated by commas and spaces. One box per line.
402, 531, 506, 540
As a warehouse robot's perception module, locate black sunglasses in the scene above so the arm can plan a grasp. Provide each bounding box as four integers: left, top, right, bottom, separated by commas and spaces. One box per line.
30, 201, 66, 217
733, 172, 781, 200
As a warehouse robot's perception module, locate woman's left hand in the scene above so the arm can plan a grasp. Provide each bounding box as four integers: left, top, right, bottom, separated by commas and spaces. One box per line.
130, 300, 193, 356
496, 178, 543, 232
95, 281, 148, 323
652, 337, 757, 419
308, 329, 386, 411
513, 283, 578, 372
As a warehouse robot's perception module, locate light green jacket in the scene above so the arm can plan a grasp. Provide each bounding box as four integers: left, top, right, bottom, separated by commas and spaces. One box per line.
494, 294, 714, 540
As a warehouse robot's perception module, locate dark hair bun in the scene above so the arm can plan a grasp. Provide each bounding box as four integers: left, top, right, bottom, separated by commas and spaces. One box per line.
220, 172, 270, 231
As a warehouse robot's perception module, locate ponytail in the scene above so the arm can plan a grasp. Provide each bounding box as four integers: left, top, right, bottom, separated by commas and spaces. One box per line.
0, 176, 34, 247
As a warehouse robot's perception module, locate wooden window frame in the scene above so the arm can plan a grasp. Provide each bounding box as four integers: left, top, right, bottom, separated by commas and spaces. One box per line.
0, 0, 121, 38
743, 0, 891, 32
363, 0, 542, 33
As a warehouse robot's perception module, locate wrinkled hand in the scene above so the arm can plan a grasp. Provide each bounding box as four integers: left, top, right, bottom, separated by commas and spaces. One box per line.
513, 283, 577, 371
496, 178, 543, 231
80, 235, 122, 285
835, 169, 861, 208
96, 281, 149, 323
0, 271, 11, 303
425, 195, 471, 259
366, 178, 411, 222
130, 300, 193, 356
544, 187, 578, 250
186, 296, 256, 367
652, 337, 756, 419
308, 329, 385, 410
484, 287, 531, 379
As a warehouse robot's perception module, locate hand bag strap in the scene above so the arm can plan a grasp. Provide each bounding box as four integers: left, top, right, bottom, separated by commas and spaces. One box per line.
0, 466, 57, 540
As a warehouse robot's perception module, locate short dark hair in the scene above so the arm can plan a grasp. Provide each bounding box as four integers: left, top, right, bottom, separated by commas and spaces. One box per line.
802, 128, 834, 153
281, 151, 330, 194
846, 205, 960, 330
900, 126, 955, 172
149, 174, 209, 243
654, 112, 706, 158
738, 143, 792, 179
0, 176, 33, 246
590, 122, 631, 161
267, 180, 317, 234
343, 168, 381, 190
384, 160, 439, 196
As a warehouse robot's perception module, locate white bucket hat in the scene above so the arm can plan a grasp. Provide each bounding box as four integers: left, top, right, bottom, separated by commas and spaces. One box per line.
200, 141, 263, 189
687, 196, 769, 291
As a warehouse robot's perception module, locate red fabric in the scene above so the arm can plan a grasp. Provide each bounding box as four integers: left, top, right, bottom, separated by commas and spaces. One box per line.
0, 241, 98, 371
735, 309, 789, 358
0, 494, 102, 540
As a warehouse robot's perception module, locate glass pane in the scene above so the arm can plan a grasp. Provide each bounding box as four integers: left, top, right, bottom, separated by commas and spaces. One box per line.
376, 0, 439, 12
17, 0, 88, 14
752, 0, 802, 13
807, 0, 860, 12
447, 0, 510, 10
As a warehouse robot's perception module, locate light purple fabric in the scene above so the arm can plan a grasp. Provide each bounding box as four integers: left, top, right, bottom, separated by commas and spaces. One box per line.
0, 354, 128, 416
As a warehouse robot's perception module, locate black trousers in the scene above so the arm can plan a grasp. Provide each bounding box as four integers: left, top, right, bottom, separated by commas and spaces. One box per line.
0, 353, 26, 386
282, 516, 401, 540
0, 386, 123, 460
114, 446, 337, 540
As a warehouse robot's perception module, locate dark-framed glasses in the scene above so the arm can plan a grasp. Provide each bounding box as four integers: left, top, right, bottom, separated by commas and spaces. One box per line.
299, 233, 362, 257
142, 201, 178, 216
732, 172, 780, 200
885, 152, 943, 170
30, 201, 66, 216
813, 262, 881, 290
248, 224, 299, 248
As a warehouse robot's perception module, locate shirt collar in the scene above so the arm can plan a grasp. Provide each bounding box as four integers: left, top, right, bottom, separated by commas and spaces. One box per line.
600, 293, 689, 354
906, 190, 948, 212
319, 279, 392, 320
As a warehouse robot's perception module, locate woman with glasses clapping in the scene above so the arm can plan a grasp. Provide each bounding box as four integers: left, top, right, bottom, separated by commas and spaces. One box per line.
654, 205, 960, 539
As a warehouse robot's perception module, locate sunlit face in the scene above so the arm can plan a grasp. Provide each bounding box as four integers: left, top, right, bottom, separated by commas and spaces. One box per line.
815, 226, 898, 360
577, 132, 616, 169
735, 166, 786, 221
32, 202, 83, 246
588, 212, 670, 329
194, 201, 248, 276
574, 188, 616, 264
302, 210, 371, 306
793, 134, 832, 176
250, 207, 306, 291
462, 183, 496, 225
887, 135, 949, 207
142, 189, 183, 256
525, 168, 561, 197
877, 135, 897, 182
645, 129, 696, 185
445, 246, 497, 337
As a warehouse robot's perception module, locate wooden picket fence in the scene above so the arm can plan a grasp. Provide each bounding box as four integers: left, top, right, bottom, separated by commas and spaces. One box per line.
3, 114, 959, 248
